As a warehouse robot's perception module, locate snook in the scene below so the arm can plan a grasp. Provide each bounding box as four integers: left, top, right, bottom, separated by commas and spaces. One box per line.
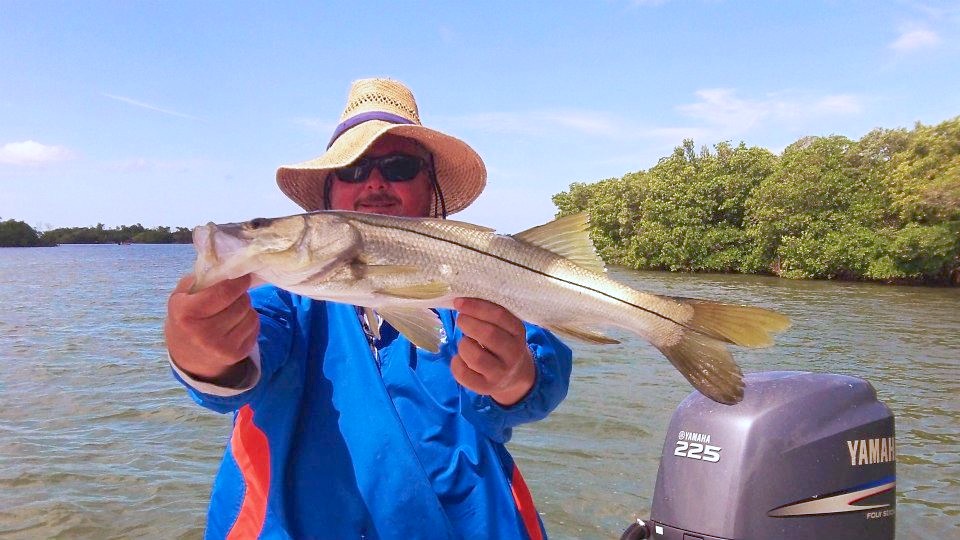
190, 211, 790, 404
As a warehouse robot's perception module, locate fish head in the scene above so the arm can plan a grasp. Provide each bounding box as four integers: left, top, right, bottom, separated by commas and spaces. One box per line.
190, 212, 360, 293
190, 215, 309, 293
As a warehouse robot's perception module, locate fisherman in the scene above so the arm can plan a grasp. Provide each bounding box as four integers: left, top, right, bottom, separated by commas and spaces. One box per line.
164, 78, 573, 539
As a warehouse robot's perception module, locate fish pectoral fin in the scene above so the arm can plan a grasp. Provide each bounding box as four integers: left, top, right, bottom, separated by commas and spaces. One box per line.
376, 281, 451, 300
657, 332, 744, 405
378, 307, 443, 353
545, 324, 620, 345
511, 213, 606, 273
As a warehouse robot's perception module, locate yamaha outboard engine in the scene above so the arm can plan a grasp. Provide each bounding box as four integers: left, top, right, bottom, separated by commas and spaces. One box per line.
623, 371, 896, 539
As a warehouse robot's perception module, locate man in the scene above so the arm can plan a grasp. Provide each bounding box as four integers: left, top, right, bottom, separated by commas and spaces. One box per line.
165, 78, 572, 539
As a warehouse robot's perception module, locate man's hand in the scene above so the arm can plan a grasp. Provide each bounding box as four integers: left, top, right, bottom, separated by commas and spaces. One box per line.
164, 274, 259, 386
450, 298, 535, 407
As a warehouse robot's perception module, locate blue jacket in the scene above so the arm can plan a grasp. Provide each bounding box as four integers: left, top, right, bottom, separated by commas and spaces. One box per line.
173, 285, 573, 539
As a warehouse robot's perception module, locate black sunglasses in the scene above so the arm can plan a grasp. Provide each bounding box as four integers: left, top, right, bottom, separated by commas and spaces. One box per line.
334, 153, 428, 183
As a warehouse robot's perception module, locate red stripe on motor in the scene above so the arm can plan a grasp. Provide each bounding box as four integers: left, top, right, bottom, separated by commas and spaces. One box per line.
510, 465, 543, 540
227, 405, 271, 540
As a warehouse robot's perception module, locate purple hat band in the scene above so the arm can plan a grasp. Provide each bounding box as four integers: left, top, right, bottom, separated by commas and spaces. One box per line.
326, 111, 416, 149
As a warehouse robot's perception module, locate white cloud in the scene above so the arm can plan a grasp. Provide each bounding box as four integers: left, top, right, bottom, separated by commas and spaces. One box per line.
677, 88, 865, 134
541, 111, 620, 137
0, 140, 75, 165
442, 109, 713, 153
105, 157, 210, 174
889, 28, 941, 53
677, 89, 770, 132
292, 117, 336, 133
102, 93, 199, 120
438, 25, 456, 44
812, 94, 864, 115
444, 110, 620, 137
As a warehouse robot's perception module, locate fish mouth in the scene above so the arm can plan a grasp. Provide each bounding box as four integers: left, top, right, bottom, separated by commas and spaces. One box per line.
189, 222, 258, 293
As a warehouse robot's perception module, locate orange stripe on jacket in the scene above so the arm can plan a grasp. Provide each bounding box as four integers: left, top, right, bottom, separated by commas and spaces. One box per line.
510, 465, 543, 540
227, 405, 271, 540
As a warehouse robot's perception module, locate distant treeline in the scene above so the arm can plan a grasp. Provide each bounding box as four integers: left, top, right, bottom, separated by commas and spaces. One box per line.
0, 219, 192, 247
553, 116, 960, 285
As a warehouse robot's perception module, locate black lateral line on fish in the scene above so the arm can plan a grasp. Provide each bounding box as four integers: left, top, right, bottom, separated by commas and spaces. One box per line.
352, 216, 697, 332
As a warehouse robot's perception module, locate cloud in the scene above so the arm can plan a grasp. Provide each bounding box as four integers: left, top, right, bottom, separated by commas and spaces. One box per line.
438, 25, 456, 44
106, 157, 209, 174
889, 27, 941, 53
443, 109, 717, 157
292, 117, 336, 133
0, 140, 75, 165
445, 110, 621, 137
812, 94, 864, 115
677, 89, 770, 132
676, 88, 864, 134
102, 93, 199, 120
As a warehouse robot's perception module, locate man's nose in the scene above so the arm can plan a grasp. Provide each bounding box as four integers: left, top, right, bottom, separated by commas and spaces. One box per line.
364, 168, 389, 189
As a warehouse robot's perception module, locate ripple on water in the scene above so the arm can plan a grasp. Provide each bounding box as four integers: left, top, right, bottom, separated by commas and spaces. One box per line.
0, 248, 957, 537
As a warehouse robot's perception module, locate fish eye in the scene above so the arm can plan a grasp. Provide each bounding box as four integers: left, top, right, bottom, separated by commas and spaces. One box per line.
249, 218, 269, 229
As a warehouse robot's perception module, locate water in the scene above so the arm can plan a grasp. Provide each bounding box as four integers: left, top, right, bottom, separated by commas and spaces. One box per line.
0, 244, 957, 538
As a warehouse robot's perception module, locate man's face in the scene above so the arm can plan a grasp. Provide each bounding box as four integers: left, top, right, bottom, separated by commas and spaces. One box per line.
328, 134, 433, 217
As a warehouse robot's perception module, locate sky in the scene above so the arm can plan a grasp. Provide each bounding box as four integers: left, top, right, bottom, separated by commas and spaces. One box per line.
2, 0, 959, 234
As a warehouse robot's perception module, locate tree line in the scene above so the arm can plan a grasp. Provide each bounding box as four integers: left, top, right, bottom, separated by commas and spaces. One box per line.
553, 116, 959, 285
0, 219, 192, 247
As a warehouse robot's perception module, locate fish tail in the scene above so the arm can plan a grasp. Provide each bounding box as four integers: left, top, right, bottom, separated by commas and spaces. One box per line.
654, 298, 791, 405
676, 297, 792, 348
656, 332, 744, 405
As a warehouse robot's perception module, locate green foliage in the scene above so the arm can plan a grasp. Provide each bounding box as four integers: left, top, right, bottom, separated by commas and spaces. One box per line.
552, 116, 960, 285
0, 219, 54, 247
880, 223, 959, 280
35, 223, 193, 245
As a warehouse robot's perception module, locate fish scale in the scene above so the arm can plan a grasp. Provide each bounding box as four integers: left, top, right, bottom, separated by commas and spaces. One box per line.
342, 214, 693, 342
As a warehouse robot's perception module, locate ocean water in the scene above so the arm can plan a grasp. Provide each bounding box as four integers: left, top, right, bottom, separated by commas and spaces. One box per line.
0, 244, 957, 538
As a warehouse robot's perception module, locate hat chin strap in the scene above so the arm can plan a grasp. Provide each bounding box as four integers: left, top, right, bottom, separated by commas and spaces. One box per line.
428, 154, 447, 219
327, 111, 415, 149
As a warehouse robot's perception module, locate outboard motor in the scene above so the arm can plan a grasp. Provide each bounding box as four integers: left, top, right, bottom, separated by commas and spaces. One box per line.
623, 371, 896, 540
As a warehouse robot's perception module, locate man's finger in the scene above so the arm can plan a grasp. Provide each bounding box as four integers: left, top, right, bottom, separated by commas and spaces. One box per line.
223, 308, 261, 359
186, 275, 253, 318
172, 274, 196, 294
450, 354, 489, 393
217, 293, 255, 329
457, 337, 504, 375
453, 298, 525, 336
456, 313, 523, 361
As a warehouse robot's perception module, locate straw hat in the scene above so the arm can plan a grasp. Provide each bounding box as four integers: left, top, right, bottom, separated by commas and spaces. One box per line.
277, 78, 486, 215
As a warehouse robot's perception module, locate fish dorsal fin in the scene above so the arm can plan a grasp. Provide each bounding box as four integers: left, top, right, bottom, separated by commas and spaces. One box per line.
511, 213, 606, 273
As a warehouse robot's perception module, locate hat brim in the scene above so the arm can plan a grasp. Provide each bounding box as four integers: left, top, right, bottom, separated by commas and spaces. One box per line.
277, 121, 486, 215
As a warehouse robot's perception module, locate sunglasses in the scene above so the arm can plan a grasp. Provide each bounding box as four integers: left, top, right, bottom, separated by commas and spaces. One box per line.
334, 153, 428, 183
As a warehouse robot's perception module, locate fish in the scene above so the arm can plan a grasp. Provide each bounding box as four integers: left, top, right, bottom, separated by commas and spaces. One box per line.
190, 211, 791, 404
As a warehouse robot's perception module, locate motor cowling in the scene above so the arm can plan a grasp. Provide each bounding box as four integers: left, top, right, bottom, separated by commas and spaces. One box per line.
638, 371, 896, 540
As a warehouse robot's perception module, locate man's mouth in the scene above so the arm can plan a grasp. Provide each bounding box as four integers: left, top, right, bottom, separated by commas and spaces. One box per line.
355, 197, 400, 210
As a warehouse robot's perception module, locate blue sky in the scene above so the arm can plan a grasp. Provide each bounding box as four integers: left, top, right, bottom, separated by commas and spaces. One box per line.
2, 1, 958, 233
